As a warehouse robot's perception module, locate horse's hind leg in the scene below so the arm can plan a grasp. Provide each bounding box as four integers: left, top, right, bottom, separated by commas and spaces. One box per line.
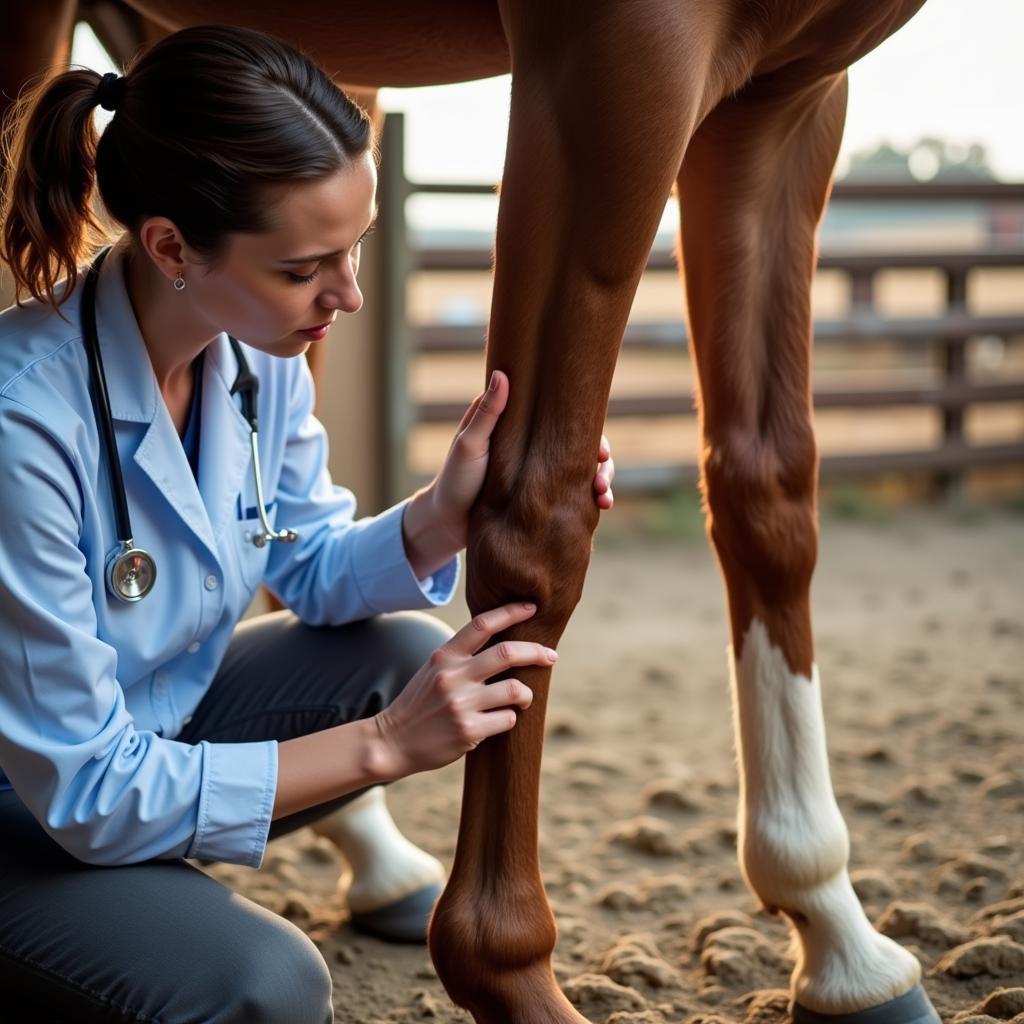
677, 74, 940, 1023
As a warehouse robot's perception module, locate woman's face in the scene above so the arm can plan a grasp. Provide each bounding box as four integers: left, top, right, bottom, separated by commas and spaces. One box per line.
187, 151, 378, 358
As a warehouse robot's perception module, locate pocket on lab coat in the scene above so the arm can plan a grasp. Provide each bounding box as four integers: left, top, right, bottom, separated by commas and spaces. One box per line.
234, 515, 273, 590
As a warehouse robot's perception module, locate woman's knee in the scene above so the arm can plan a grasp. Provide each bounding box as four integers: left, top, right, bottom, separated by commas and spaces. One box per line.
213, 914, 332, 1023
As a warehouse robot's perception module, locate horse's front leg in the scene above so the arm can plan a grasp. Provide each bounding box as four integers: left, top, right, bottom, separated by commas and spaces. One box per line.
427, 4, 722, 1021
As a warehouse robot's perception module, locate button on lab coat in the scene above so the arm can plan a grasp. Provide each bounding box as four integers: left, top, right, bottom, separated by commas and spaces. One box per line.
0, 243, 458, 868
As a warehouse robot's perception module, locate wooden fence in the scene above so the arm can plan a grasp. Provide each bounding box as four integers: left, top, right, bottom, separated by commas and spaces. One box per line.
375, 113, 1024, 502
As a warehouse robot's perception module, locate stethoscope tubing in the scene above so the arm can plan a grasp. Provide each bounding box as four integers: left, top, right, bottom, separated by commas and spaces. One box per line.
82, 247, 297, 601
83, 249, 133, 545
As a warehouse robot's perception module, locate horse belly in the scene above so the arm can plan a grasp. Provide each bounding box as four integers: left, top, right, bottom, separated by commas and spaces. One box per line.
123, 0, 510, 86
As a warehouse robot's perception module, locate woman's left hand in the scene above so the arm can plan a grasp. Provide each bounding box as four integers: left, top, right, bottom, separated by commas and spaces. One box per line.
428, 370, 615, 552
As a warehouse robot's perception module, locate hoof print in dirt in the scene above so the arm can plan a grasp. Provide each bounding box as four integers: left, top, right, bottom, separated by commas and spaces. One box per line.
690, 910, 757, 955
979, 773, 1024, 800
605, 816, 681, 857
562, 972, 647, 1017
851, 868, 899, 904
932, 855, 1010, 900
411, 988, 441, 1018
277, 889, 314, 923
896, 776, 953, 807
597, 882, 648, 912
974, 987, 1024, 1020
988, 911, 1024, 944
972, 898, 1024, 931
931, 936, 1024, 979
698, 926, 791, 987
875, 900, 970, 948
736, 988, 791, 1023
601, 933, 680, 990
607, 1011, 667, 1024
901, 832, 941, 864
644, 778, 704, 815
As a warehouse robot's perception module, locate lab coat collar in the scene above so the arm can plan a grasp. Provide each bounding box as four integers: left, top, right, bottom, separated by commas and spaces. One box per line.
93, 241, 253, 554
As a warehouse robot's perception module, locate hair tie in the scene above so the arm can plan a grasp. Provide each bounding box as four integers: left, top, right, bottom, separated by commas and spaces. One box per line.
96, 72, 125, 112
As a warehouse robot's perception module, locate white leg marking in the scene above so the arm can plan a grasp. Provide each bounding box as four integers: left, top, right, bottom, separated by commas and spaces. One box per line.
730, 619, 920, 1014
310, 786, 445, 913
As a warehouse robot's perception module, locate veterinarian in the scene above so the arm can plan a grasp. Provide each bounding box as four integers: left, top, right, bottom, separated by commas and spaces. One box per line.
0, 25, 614, 1023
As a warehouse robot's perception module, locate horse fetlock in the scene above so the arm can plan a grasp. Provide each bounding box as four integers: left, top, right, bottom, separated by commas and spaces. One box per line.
430, 885, 572, 1021
739, 800, 850, 916
444, 961, 589, 1024
430, 883, 558, 977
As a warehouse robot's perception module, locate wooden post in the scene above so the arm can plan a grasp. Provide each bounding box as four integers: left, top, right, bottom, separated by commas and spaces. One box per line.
849, 267, 875, 316
940, 267, 968, 497
376, 112, 414, 509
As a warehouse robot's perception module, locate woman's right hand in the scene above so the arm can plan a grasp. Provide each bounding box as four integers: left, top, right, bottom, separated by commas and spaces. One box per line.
369, 602, 557, 780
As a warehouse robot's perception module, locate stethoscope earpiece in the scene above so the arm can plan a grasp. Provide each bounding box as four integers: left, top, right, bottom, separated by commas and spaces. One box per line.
83, 247, 298, 604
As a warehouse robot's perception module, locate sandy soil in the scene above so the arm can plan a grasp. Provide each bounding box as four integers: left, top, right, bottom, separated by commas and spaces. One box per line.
206, 505, 1024, 1024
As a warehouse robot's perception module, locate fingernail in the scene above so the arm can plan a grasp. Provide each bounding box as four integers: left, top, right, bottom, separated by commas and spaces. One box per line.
546, 648, 558, 661
488, 371, 499, 392
521, 602, 536, 611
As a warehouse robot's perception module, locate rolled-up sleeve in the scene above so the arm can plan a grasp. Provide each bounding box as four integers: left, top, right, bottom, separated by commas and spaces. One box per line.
263, 358, 459, 624
0, 399, 276, 868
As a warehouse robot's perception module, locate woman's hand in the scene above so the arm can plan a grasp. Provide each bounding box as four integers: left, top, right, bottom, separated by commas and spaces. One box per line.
594, 433, 615, 511
427, 370, 511, 554
408, 371, 616, 564
369, 602, 554, 780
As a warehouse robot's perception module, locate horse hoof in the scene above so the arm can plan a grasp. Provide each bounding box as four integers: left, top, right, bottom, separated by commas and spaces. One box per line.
792, 985, 940, 1024
348, 882, 443, 944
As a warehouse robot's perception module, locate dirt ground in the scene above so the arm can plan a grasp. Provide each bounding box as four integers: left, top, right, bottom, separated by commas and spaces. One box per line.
207, 503, 1024, 1024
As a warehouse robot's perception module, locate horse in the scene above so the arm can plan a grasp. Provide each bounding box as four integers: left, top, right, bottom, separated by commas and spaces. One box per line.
2, 2, 938, 1022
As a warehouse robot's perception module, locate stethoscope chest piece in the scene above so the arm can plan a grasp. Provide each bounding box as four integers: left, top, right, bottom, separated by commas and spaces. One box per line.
106, 542, 157, 603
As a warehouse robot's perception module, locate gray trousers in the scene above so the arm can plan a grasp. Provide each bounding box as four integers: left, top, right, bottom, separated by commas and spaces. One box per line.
0, 609, 452, 1024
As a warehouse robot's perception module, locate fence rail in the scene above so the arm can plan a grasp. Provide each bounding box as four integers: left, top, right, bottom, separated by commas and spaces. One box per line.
376, 113, 1024, 501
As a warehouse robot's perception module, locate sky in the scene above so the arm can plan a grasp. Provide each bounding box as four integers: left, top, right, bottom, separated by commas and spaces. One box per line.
74, 0, 1021, 221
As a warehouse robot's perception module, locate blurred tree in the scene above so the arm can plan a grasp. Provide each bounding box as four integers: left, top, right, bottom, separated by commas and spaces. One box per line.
844, 137, 997, 181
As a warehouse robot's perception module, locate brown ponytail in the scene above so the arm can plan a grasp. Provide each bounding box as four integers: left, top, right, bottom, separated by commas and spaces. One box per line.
1, 26, 373, 313
1, 68, 111, 310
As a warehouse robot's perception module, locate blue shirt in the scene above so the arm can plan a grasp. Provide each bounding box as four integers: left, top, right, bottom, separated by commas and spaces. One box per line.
0, 242, 458, 868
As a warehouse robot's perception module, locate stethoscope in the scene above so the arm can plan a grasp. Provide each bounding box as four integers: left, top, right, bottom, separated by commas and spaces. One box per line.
82, 247, 297, 603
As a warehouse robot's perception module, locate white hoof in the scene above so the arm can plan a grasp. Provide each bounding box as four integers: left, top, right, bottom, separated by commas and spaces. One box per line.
311, 787, 446, 913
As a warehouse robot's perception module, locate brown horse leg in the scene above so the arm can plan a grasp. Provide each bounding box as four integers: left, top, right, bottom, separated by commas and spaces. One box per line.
0, 0, 76, 196
678, 74, 935, 1020
427, 5, 729, 1021
0, 1, 76, 118
0, 0, 76, 306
